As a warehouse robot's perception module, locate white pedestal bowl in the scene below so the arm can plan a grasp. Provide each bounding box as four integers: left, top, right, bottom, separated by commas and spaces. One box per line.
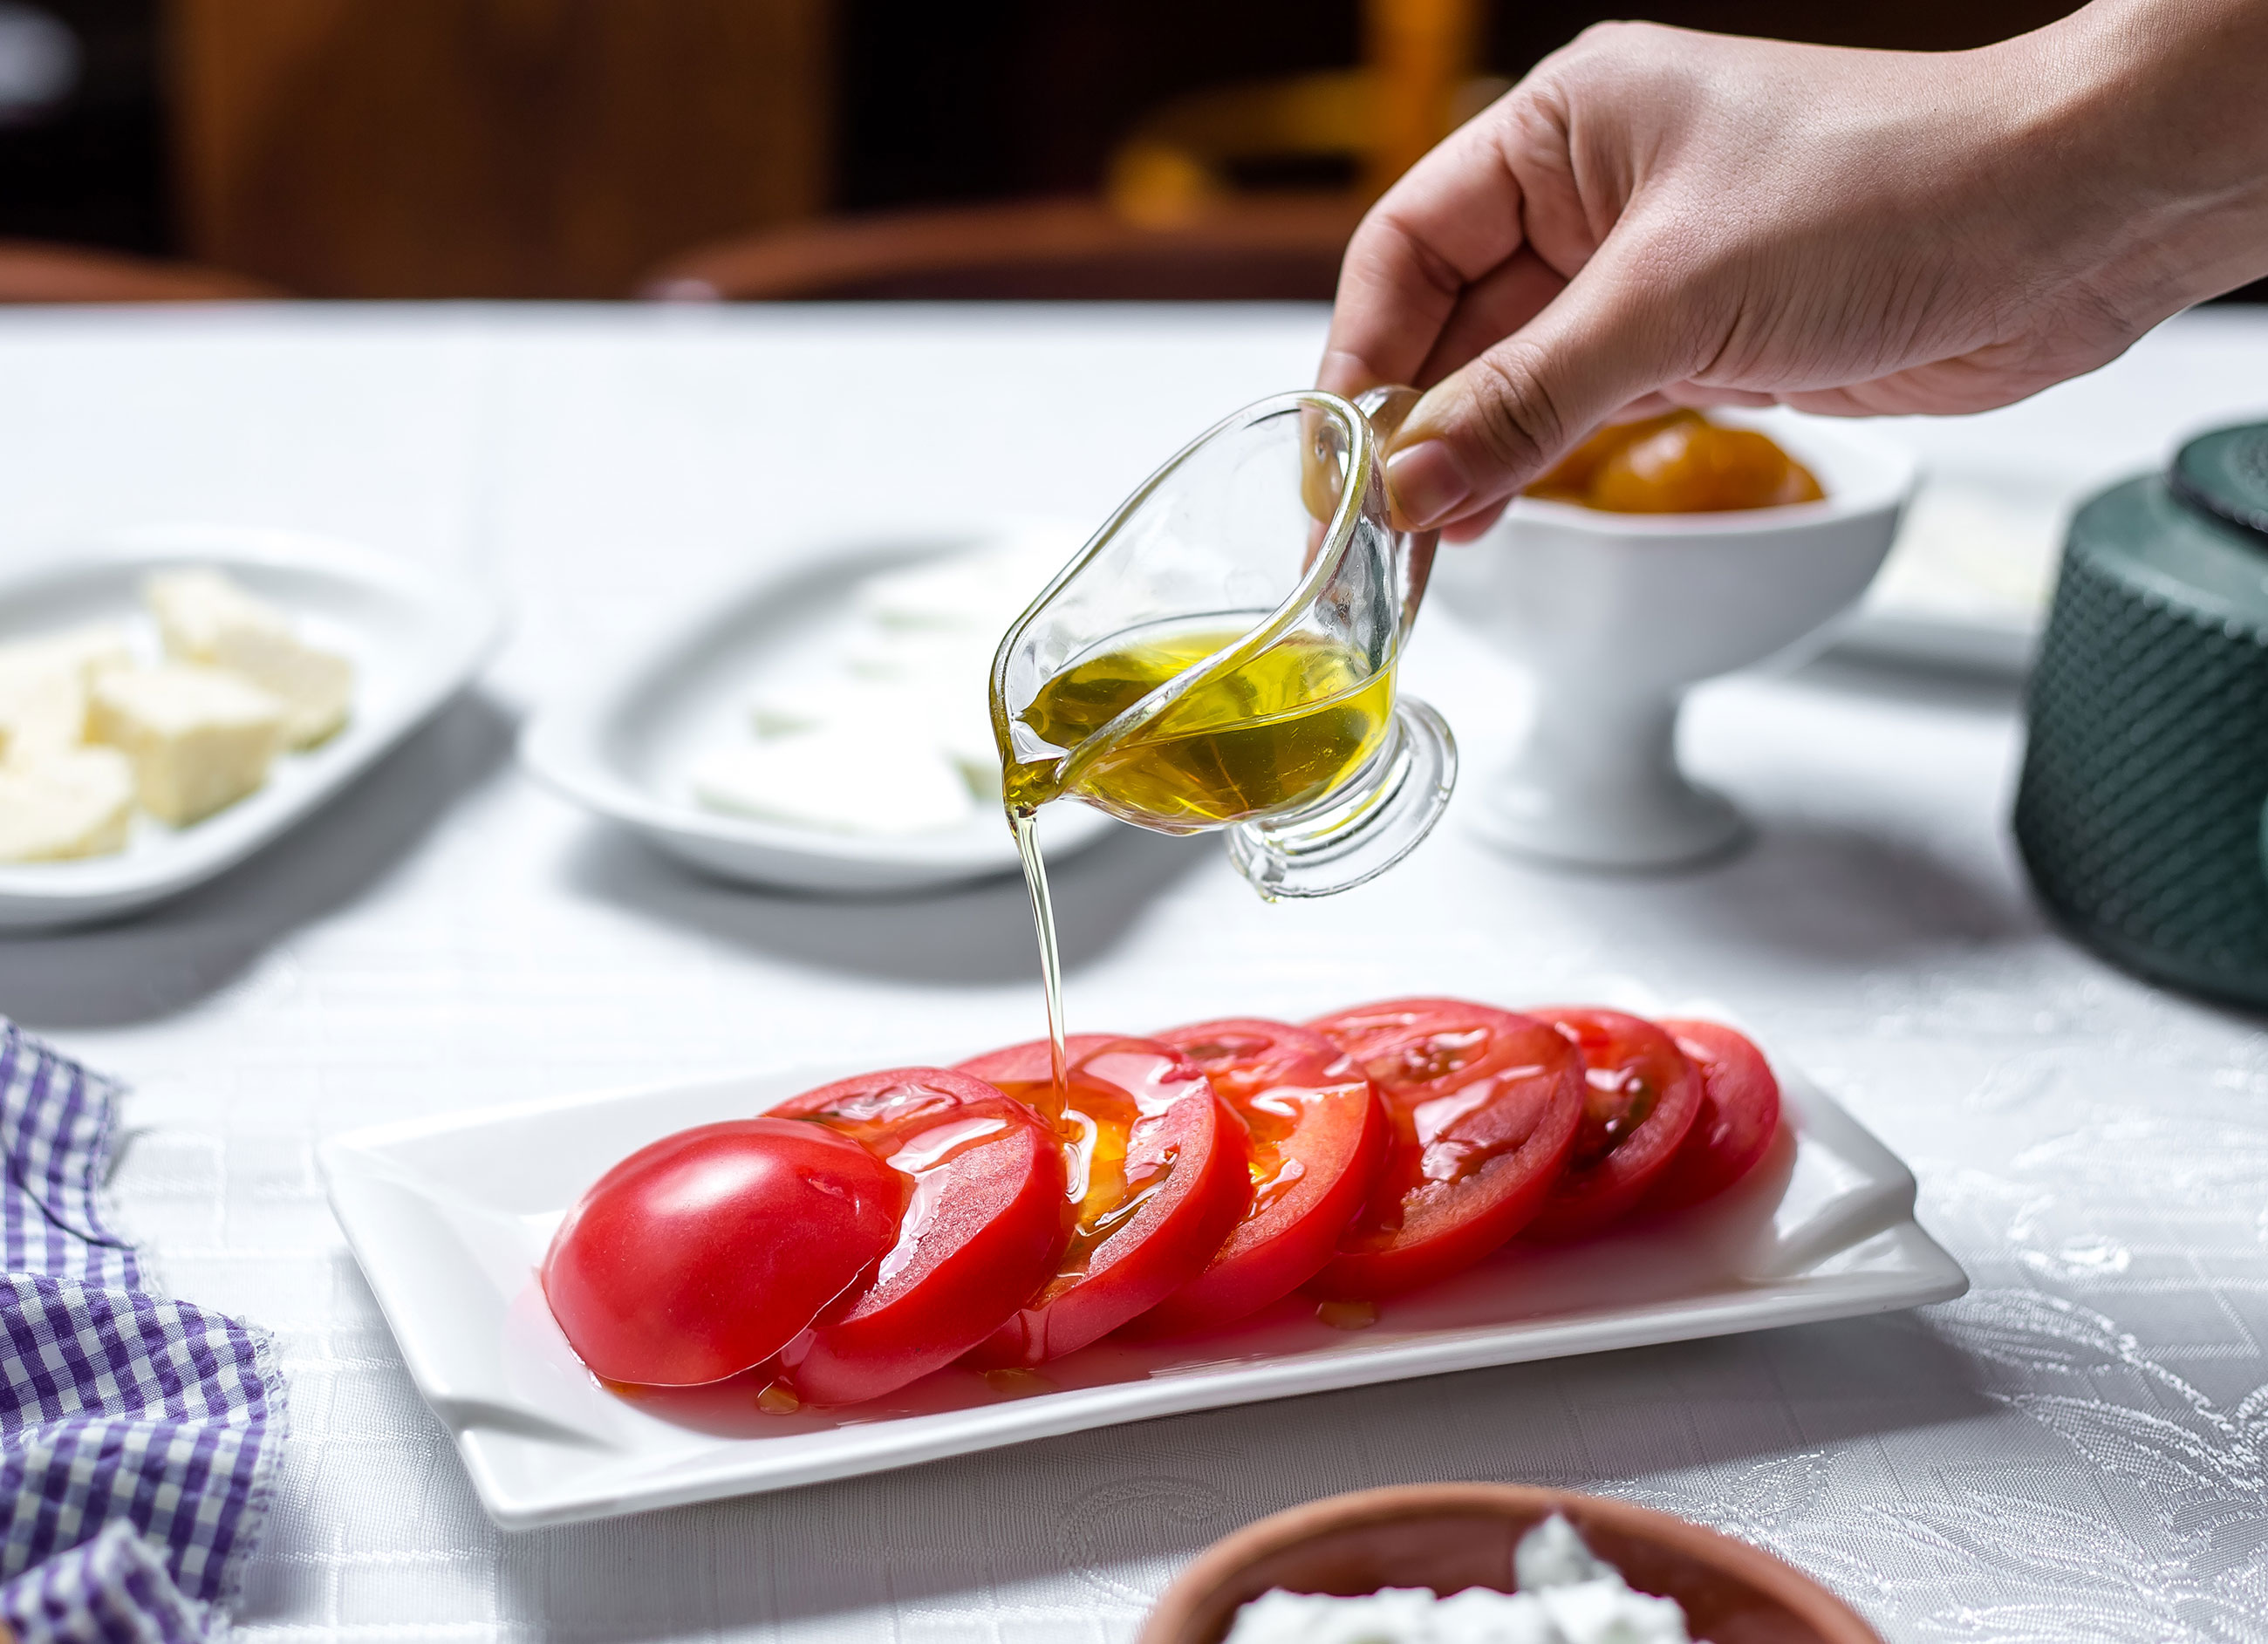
1432, 410, 1917, 870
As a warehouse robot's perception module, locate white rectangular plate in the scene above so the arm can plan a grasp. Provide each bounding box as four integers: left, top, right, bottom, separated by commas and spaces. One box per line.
321, 1053, 1967, 1531
0, 524, 499, 928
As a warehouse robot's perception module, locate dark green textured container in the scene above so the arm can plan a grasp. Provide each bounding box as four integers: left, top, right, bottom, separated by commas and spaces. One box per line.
2015, 422, 2268, 1006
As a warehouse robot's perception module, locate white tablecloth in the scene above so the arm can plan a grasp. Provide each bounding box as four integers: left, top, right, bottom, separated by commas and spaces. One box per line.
3, 302, 2266, 1642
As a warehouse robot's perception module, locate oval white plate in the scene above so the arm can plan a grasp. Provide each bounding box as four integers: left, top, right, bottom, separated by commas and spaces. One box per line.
0, 524, 501, 931
519, 535, 1117, 896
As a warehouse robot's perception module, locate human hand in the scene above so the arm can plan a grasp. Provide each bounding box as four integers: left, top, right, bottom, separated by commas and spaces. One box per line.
1322, 0, 2268, 537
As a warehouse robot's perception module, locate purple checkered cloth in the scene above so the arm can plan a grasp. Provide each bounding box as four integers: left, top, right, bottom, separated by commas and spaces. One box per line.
0, 1022, 284, 1644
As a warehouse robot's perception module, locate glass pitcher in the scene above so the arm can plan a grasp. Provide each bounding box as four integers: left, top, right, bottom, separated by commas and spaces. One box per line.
990, 385, 1455, 898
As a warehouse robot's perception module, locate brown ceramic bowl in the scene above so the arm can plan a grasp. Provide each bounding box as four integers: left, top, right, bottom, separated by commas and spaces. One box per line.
1139, 1484, 1883, 1644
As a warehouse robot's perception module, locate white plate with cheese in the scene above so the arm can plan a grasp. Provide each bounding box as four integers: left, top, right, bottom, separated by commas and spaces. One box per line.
521, 530, 1118, 895
0, 524, 500, 931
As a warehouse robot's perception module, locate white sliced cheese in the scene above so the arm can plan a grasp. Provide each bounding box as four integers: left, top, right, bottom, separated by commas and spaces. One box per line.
0, 747, 135, 861
747, 677, 1000, 785
0, 623, 135, 766
841, 625, 1001, 685
89, 664, 285, 826
691, 732, 977, 836
145, 569, 353, 748
747, 677, 905, 738
851, 530, 1079, 632
700, 536, 1079, 839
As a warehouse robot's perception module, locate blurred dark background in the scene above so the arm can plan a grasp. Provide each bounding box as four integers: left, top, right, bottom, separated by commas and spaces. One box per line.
837, 0, 2065, 210
1, 0, 2258, 302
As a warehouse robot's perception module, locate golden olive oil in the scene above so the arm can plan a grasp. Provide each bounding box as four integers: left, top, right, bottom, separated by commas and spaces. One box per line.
997, 624, 1391, 1109
1004, 627, 1392, 825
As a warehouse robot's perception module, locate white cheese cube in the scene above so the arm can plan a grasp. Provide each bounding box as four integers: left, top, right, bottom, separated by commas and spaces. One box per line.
691, 731, 977, 836
89, 664, 284, 825
144, 570, 353, 748
0, 624, 135, 766
0, 747, 135, 861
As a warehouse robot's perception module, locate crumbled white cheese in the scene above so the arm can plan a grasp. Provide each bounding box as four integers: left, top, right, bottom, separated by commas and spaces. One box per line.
145, 569, 353, 748
1515, 1511, 1616, 1591
1226, 1586, 1555, 1644
0, 623, 134, 766
89, 663, 285, 825
0, 747, 136, 861
1221, 1515, 1695, 1644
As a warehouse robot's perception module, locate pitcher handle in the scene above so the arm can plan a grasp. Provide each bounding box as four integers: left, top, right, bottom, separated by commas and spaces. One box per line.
1352, 384, 1439, 631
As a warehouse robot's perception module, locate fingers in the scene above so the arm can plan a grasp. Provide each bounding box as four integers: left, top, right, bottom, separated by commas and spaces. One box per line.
1318, 111, 1534, 399
1383, 238, 1712, 530
1413, 248, 1567, 390
1440, 499, 1512, 543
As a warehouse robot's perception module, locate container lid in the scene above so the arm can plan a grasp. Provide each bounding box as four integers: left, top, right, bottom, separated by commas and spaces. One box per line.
2170, 422, 2268, 540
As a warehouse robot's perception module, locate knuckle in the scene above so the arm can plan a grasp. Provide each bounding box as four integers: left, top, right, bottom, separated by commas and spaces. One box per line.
1462, 341, 1568, 476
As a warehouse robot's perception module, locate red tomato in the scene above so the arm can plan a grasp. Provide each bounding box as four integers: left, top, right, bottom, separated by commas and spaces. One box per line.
1129, 1018, 1387, 1336
953, 1035, 1248, 1365
768, 1068, 1068, 1407
543, 1117, 902, 1387
1304, 998, 1582, 1299
1521, 1006, 1703, 1241
1646, 1019, 1782, 1213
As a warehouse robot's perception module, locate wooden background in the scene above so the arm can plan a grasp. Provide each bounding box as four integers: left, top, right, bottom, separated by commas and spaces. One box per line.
0, 0, 2196, 299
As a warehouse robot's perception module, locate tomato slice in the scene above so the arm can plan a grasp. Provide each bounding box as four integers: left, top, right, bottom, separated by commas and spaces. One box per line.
1130, 1018, 1387, 1335
1303, 998, 1582, 1298
1645, 1019, 1782, 1213
1520, 1006, 1703, 1241
953, 1035, 1248, 1365
767, 1067, 1067, 1406
543, 1117, 903, 1387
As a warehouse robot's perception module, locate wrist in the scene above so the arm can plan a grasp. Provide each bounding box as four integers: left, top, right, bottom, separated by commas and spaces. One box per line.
2009, 0, 2268, 310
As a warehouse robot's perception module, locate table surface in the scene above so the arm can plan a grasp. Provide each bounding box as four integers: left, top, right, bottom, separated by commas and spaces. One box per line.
3, 301, 2266, 1644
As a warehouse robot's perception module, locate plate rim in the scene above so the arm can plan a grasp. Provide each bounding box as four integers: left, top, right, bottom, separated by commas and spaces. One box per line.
320, 1048, 1969, 1531
0, 522, 502, 923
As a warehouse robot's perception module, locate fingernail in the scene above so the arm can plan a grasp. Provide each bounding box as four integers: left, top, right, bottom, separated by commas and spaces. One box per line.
1385, 440, 1474, 530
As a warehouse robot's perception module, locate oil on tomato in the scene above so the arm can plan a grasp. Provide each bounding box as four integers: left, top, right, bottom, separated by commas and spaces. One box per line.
1305, 998, 1581, 1298
1521, 1007, 1702, 1241
954, 1035, 1247, 1365
768, 1067, 1067, 1406
1130, 1018, 1385, 1335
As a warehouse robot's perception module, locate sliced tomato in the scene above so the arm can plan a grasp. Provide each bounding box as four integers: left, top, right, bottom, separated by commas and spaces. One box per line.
1521, 1006, 1703, 1241
1304, 998, 1582, 1299
1645, 1019, 1782, 1213
543, 1117, 903, 1387
1129, 1018, 1387, 1335
767, 1067, 1067, 1406
953, 1035, 1248, 1365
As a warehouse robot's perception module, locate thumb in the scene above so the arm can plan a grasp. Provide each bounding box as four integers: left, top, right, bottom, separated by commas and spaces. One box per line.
1382, 242, 1704, 530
